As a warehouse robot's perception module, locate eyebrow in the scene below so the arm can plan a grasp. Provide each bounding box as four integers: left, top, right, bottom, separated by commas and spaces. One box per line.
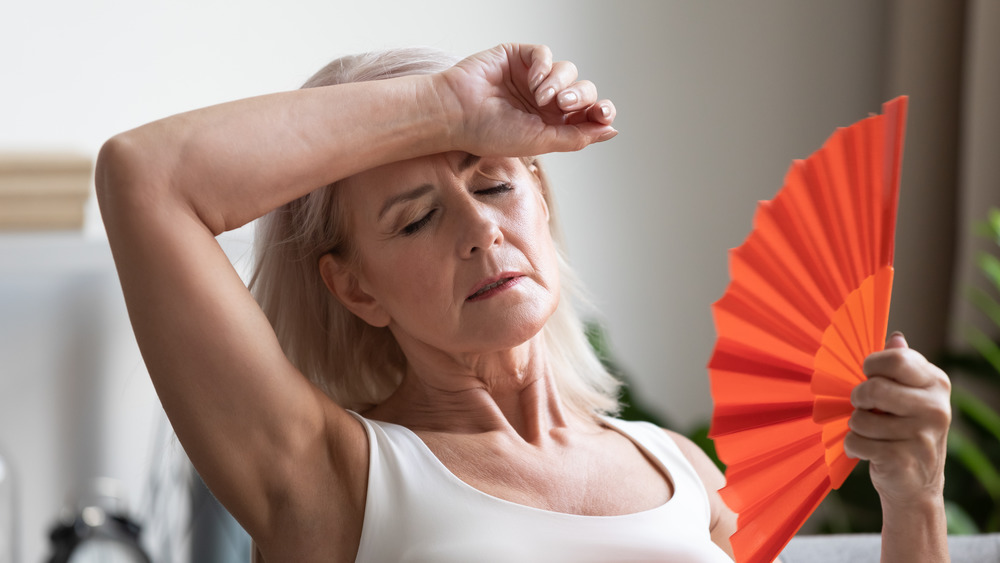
376, 154, 483, 221
377, 183, 434, 221
459, 153, 481, 171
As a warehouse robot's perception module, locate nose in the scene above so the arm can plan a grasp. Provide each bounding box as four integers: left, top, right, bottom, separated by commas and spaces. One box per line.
457, 199, 503, 258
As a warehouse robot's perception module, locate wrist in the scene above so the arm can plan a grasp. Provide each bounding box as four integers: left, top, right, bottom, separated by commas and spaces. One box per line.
877, 481, 945, 513
411, 73, 460, 155
879, 495, 949, 563
426, 71, 467, 154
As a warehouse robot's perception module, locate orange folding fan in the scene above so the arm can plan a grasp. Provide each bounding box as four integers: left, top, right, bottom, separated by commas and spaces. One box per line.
708, 96, 908, 563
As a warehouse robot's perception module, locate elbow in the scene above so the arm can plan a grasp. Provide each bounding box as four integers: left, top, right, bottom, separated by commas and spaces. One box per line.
95, 133, 137, 213
95, 132, 146, 208
95, 130, 177, 231
96, 129, 225, 235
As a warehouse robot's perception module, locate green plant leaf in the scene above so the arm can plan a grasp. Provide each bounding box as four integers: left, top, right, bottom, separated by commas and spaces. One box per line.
967, 325, 1000, 376
969, 286, 1000, 330
989, 208, 1000, 242
947, 429, 1000, 503
953, 385, 1000, 444
975, 208, 1000, 244
978, 252, 1000, 292
946, 500, 981, 535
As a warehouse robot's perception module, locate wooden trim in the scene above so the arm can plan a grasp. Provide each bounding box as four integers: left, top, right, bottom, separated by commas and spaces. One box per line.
0, 153, 91, 230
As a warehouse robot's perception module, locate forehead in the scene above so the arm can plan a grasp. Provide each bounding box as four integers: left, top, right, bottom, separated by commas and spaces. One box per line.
340, 153, 531, 215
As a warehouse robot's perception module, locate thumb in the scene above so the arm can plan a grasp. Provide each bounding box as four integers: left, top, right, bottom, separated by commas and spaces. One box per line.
886, 331, 908, 350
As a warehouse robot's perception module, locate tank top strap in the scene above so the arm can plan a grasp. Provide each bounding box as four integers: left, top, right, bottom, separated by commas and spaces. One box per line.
599, 416, 713, 528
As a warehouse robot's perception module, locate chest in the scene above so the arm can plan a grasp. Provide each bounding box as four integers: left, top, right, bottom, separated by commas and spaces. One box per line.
416, 429, 674, 516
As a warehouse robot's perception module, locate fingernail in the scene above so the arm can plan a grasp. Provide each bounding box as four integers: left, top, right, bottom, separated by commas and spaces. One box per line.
888, 331, 907, 347
597, 129, 619, 142
538, 87, 555, 105
600, 104, 611, 118
531, 73, 545, 90
557, 90, 578, 107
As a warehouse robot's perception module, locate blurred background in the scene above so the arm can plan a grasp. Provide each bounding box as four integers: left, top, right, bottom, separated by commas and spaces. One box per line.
1, 0, 997, 561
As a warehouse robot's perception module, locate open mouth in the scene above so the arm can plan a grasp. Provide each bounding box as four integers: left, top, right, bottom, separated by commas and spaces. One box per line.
467, 276, 518, 301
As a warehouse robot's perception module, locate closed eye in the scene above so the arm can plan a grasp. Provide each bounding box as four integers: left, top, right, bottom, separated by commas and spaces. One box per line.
401, 209, 437, 236
475, 183, 513, 196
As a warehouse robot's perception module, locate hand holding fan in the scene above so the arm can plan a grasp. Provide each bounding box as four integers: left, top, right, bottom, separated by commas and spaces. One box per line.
708, 97, 908, 563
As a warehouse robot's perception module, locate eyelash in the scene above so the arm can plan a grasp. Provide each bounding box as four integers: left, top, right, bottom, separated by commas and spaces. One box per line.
401, 209, 437, 235
475, 183, 513, 197
399, 183, 513, 236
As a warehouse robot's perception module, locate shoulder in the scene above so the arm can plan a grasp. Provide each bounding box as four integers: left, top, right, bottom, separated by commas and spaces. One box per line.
661, 429, 725, 492
661, 428, 737, 560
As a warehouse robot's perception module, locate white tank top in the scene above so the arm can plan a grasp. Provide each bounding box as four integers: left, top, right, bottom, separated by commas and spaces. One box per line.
348, 412, 734, 562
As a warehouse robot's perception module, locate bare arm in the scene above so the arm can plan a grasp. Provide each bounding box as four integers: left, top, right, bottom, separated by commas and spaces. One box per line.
94, 79, 438, 542
96, 43, 616, 545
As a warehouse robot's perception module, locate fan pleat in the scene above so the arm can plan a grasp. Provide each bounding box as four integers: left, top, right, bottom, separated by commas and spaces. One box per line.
873, 268, 894, 351
780, 164, 847, 308
711, 371, 810, 408
846, 121, 876, 274
738, 214, 833, 329
810, 367, 857, 397
822, 418, 850, 449
712, 417, 821, 466
824, 133, 867, 290
712, 402, 814, 436
882, 99, 906, 264
800, 161, 853, 300
715, 288, 820, 354
728, 459, 831, 563
712, 305, 817, 365
822, 419, 856, 488
812, 397, 854, 424
709, 97, 908, 562
730, 242, 831, 333
810, 147, 861, 291
709, 338, 813, 381
721, 434, 824, 513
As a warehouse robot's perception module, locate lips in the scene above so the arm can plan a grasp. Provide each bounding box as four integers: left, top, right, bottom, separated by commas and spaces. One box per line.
467, 273, 522, 301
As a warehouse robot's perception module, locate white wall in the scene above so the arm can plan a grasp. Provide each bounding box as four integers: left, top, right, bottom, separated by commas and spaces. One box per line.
1, 1, 887, 560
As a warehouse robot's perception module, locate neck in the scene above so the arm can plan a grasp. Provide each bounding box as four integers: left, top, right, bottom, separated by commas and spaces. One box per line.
366, 335, 581, 442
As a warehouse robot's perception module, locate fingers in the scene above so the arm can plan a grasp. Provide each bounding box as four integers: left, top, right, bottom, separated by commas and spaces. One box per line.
454, 43, 619, 155
528, 51, 616, 128
884, 331, 908, 350
842, 426, 943, 470
863, 340, 950, 391
847, 408, 932, 441
852, 336, 951, 421
534, 60, 579, 106
851, 376, 940, 415
844, 336, 952, 506
525, 44, 553, 91
564, 99, 617, 126
587, 99, 616, 125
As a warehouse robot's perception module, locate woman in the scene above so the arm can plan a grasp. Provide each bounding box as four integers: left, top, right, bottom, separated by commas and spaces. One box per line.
97, 44, 952, 562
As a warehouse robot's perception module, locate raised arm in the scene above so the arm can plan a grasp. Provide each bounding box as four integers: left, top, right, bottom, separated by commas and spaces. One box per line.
96, 43, 616, 545
846, 332, 952, 562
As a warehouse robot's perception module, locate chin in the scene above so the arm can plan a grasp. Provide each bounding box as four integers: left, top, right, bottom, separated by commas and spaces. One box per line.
466, 296, 557, 353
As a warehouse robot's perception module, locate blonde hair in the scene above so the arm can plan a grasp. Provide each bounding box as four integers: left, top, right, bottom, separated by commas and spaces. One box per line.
249, 47, 620, 420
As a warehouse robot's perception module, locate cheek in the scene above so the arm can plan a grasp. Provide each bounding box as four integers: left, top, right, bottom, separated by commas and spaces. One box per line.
514, 196, 560, 277
361, 244, 451, 309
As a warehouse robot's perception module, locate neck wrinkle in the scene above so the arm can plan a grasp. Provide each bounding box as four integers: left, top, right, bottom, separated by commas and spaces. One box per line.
368, 336, 578, 444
